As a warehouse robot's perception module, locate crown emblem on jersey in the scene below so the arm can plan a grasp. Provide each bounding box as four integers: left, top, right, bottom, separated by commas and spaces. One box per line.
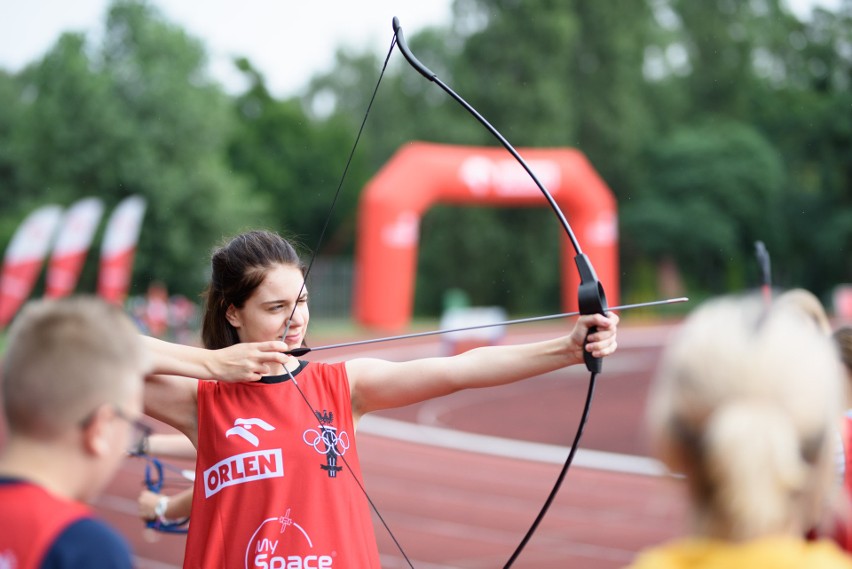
315, 410, 334, 425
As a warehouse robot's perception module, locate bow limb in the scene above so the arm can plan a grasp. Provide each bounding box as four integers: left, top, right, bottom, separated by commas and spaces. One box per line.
755, 240, 772, 304
391, 17, 607, 567
391, 17, 608, 373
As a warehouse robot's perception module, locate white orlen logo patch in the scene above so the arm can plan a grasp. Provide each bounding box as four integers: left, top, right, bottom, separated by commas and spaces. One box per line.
204, 449, 284, 498
226, 417, 276, 447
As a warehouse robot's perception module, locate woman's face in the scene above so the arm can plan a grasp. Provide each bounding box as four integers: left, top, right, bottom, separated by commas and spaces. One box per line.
226, 263, 309, 350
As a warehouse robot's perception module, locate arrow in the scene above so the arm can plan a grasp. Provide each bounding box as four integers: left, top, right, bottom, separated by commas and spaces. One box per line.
287, 296, 688, 356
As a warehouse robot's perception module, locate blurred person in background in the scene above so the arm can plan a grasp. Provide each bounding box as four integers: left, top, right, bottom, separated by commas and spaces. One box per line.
629, 292, 852, 568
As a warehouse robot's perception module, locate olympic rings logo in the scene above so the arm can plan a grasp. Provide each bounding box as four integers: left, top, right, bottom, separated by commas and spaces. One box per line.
302, 426, 350, 456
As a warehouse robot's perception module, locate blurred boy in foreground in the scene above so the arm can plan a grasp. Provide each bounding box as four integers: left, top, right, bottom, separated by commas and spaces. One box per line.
0, 296, 149, 568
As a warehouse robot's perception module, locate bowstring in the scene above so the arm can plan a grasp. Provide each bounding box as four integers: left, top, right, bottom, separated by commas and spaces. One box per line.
279, 33, 414, 567
502, 372, 598, 567
285, 367, 415, 569
282, 34, 398, 339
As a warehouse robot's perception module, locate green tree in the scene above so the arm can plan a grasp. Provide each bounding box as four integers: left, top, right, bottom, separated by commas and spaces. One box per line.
12, 32, 121, 210
621, 121, 786, 293
99, 0, 269, 294
304, 1, 660, 316
622, 0, 851, 300
450, 0, 656, 195
4, 0, 847, 317
0, 70, 25, 240
6, 0, 269, 296
753, 5, 852, 291
229, 58, 367, 256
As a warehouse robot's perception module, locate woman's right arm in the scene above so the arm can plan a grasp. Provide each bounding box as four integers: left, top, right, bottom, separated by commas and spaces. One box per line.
144, 373, 199, 443
142, 336, 290, 382
141, 337, 289, 441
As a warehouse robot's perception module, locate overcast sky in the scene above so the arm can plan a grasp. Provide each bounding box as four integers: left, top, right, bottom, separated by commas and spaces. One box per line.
0, 0, 840, 98
0, 1, 454, 97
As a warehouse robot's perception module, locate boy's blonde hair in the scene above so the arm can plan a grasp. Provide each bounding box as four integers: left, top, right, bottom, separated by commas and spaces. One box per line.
647, 291, 844, 539
1, 296, 147, 437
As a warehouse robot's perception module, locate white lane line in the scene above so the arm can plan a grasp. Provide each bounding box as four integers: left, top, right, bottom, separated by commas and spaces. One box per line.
359, 415, 667, 477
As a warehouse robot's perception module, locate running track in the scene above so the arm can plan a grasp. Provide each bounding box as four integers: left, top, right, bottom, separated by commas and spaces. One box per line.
98, 323, 689, 568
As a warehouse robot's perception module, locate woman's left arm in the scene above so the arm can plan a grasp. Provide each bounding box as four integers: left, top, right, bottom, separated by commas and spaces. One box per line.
347, 312, 618, 418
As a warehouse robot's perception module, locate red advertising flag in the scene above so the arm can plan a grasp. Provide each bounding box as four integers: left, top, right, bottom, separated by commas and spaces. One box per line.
97, 196, 147, 305
0, 204, 64, 328
45, 197, 105, 298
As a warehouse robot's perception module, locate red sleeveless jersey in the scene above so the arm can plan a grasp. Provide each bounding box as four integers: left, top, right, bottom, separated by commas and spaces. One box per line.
832, 414, 852, 551
184, 361, 382, 569
0, 480, 91, 568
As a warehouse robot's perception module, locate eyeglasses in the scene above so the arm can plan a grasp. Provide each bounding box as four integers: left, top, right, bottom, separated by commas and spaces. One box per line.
80, 404, 152, 455
111, 405, 153, 455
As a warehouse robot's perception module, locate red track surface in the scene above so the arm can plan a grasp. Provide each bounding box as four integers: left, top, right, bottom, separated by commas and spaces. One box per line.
97, 323, 689, 568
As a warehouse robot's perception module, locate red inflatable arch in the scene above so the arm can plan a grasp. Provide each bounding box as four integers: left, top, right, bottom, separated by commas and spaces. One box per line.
354, 142, 619, 330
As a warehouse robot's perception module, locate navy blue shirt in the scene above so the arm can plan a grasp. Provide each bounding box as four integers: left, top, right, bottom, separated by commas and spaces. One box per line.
0, 477, 133, 569
42, 517, 133, 569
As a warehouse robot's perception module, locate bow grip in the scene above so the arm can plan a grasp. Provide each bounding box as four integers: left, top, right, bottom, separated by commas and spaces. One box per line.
574, 254, 608, 373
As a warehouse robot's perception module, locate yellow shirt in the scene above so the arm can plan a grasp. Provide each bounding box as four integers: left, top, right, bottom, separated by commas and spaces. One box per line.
629, 537, 852, 569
